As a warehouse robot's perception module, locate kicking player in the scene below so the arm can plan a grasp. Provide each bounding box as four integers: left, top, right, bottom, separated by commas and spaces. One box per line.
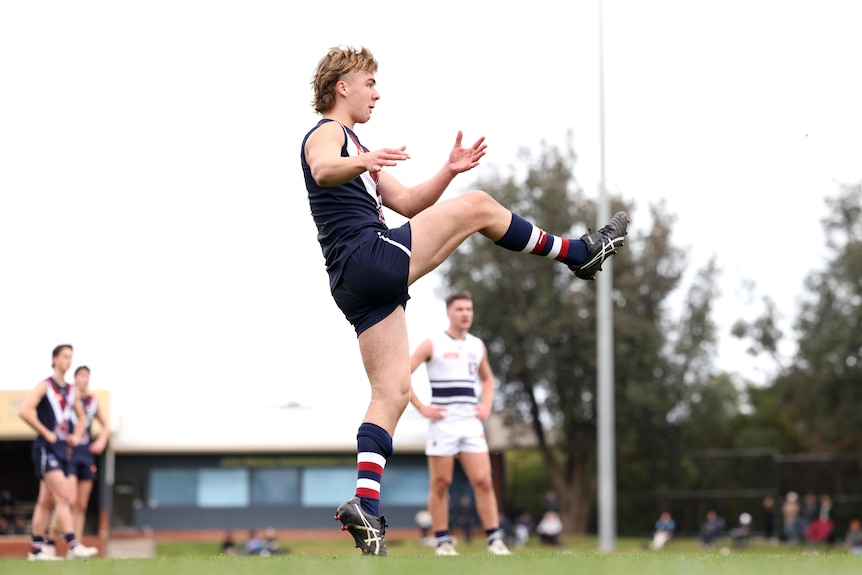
301, 45, 628, 556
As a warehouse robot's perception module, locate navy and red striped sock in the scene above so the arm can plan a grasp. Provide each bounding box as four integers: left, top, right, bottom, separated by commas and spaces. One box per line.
495, 213, 588, 266
355, 422, 393, 517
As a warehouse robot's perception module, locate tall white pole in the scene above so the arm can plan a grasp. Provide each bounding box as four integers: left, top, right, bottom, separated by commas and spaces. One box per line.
597, 0, 617, 552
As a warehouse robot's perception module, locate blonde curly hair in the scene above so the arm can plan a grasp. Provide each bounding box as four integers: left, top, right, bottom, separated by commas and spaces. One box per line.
310, 45, 378, 115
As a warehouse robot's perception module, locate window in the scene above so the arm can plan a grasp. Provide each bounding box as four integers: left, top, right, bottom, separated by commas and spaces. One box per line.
150, 469, 197, 506
198, 468, 249, 507
302, 467, 355, 506
379, 466, 429, 505
251, 468, 300, 505
149, 468, 249, 507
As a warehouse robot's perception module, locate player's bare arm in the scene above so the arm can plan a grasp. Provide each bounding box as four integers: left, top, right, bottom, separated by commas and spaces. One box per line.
19, 380, 54, 442
475, 347, 494, 422
408, 339, 446, 420
305, 121, 408, 186
380, 132, 487, 218
90, 406, 109, 455
68, 401, 86, 447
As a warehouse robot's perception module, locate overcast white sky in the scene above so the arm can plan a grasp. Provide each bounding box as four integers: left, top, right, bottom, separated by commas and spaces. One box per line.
2, 1, 861, 414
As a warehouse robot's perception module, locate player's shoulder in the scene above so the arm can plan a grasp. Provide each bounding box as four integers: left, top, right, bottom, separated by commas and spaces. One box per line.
465, 332, 484, 344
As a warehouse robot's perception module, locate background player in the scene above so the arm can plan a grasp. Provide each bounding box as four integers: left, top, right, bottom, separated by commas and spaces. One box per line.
19, 344, 98, 560
69, 365, 109, 538
410, 291, 511, 556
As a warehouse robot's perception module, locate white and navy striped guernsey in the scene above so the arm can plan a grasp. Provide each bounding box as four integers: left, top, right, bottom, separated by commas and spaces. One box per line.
425, 331, 483, 417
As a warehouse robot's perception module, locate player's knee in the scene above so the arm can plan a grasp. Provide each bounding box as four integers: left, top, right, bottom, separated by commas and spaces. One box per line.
461, 190, 496, 214
432, 477, 452, 493
471, 475, 493, 492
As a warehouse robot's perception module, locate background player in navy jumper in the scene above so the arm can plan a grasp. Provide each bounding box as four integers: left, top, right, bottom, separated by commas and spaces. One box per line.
18, 345, 98, 560
69, 365, 109, 539
409, 291, 510, 556
301, 45, 628, 556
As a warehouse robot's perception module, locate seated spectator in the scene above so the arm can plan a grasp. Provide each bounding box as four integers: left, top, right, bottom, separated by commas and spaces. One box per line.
415, 508, 434, 547
261, 527, 288, 556
0, 490, 26, 535
452, 495, 478, 543
220, 530, 236, 556
806, 494, 836, 546
536, 511, 563, 547
513, 511, 534, 548
700, 510, 725, 548
649, 511, 676, 550
844, 519, 862, 555
242, 529, 264, 555
731, 512, 753, 547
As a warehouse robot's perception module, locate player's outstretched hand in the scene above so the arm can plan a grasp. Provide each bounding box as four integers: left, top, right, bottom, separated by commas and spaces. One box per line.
447, 131, 487, 174
364, 146, 410, 173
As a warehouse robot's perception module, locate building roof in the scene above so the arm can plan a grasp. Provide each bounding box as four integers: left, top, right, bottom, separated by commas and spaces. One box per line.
1, 390, 535, 453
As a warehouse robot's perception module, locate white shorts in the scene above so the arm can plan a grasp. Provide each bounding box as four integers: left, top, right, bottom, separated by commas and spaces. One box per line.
425, 407, 489, 457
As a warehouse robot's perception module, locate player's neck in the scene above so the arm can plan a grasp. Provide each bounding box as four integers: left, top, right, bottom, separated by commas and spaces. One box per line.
445, 328, 467, 340
323, 111, 354, 131
51, 370, 66, 385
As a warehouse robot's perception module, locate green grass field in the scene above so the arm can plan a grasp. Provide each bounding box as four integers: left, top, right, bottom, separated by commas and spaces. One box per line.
6, 536, 861, 575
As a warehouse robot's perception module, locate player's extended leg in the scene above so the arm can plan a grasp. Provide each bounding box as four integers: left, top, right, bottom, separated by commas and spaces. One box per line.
459, 451, 511, 555
427, 455, 458, 555
407, 190, 628, 285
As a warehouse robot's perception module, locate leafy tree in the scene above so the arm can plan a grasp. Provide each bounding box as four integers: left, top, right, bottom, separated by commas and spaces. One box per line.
769, 182, 862, 451
439, 138, 725, 533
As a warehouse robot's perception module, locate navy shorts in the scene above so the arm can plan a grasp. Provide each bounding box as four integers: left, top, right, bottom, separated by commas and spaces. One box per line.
70, 447, 98, 481
332, 223, 412, 336
32, 440, 71, 480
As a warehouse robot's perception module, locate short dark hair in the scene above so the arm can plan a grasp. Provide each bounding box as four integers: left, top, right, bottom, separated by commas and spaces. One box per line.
51, 344, 73, 368
74, 365, 90, 376
445, 290, 472, 308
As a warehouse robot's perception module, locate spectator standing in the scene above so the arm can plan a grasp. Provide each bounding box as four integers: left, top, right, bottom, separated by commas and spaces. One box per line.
781, 491, 804, 544
762, 496, 776, 542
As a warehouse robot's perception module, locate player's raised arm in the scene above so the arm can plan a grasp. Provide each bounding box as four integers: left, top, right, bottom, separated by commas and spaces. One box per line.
380, 132, 486, 218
